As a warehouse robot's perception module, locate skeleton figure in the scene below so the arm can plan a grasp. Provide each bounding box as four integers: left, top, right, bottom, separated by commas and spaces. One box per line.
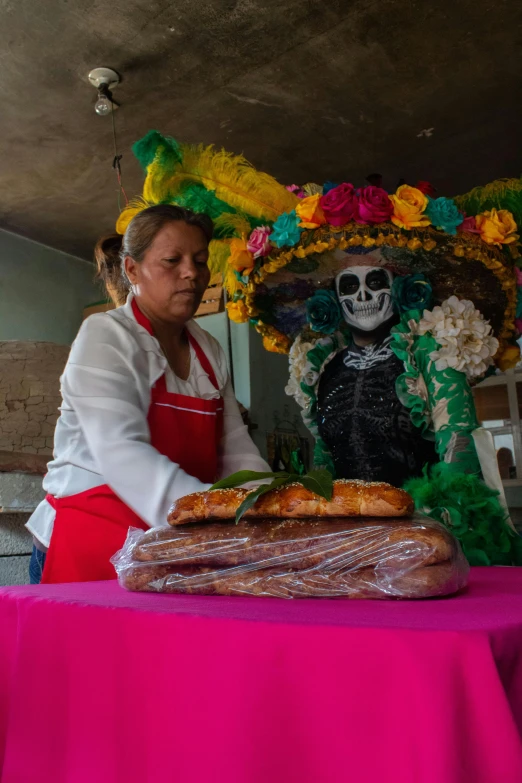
336, 266, 394, 333
316, 261, 437, 486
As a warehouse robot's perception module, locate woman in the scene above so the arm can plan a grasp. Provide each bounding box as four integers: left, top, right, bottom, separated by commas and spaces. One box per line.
27, 204, 269, 583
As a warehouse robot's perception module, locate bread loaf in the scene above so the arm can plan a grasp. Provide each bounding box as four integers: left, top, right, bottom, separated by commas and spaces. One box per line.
168, 480, 413, 525
114, 514, 468, 599
120, 560, 464, 599
135, 517, 452, 571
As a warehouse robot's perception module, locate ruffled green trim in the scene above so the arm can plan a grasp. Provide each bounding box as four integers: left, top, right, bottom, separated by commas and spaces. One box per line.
313, 437, 336, 476
295, 331, 348, 474
390, 309, 433, 436
404, 463, 522, 566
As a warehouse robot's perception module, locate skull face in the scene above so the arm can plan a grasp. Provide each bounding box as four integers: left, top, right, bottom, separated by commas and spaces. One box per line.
336, 265, 394, 332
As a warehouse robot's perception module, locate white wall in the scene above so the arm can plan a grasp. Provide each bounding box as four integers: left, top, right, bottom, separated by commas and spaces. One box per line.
0, 228, 102, 344
198, 310, 312, 463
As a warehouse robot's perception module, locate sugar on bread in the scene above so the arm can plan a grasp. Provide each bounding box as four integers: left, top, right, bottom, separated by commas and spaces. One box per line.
168, 479, 414, 526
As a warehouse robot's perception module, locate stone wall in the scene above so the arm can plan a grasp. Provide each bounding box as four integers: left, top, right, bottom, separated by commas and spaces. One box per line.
0, 342, 70, 455
0, 513, 31, 586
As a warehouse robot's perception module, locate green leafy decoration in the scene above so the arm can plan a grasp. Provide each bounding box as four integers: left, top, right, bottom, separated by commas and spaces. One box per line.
210, 469, 334, 523
298, 469, 334, 501
211, 470, 285, 490
234, 476, 289, 523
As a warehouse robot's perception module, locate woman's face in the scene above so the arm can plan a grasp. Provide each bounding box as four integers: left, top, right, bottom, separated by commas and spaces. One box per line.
125, 221, 210, 325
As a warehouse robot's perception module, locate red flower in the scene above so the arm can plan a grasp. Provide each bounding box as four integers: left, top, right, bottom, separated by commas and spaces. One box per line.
416, 181, 436, 196
355, 186, 393, 224
458, 214, 480, 234
320, 183, 358, 227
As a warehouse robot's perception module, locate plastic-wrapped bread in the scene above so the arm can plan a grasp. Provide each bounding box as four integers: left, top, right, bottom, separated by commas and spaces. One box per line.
132, 518, 452, 570
112, 515, 469, 600
168, 480, 414, 525
117, 560, 462, 599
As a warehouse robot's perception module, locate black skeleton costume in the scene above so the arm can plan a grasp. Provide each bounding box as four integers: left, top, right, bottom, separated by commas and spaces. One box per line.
316, 265, 437, 486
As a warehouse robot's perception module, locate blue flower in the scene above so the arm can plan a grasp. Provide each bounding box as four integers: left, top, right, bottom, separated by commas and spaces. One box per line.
323, 181, 339, 195
270, 210, 304, 248
392, 273, 433, 314
425, 197, 464, 235
306, 290, 342, 334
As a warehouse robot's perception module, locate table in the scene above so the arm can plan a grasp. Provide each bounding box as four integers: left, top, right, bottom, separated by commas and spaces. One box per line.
1, 569, 522, 783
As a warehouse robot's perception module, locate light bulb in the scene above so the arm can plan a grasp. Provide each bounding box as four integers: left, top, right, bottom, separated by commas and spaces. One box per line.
95, 95, 112, 116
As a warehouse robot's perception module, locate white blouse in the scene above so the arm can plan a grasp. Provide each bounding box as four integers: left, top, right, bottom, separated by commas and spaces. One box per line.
27, 295, 269, 547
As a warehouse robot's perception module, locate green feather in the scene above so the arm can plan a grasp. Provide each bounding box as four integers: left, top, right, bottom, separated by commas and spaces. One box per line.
404, 462, 522, 566
174, 182, 237, 233
454, 177, 522, 228
132, 130, 182, 172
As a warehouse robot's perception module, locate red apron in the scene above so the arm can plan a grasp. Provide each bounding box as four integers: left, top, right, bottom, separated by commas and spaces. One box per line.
42, 300, 223, 584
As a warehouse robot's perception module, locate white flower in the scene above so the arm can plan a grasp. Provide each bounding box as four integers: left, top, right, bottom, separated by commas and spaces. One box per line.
418, 296, 498, 380
285, 336, 322, 409
285, 373, 309, 409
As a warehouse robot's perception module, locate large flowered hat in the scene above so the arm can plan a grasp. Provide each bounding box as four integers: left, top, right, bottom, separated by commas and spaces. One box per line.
116, 131, 522, 369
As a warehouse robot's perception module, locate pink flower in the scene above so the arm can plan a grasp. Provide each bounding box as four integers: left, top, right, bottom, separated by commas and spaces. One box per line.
515, 267, 522, 286
247, 226, 272, 258
458, 214, 480, 234
320, 183, 358, 227
355, 186, 393, 224
286, 184, 306, 198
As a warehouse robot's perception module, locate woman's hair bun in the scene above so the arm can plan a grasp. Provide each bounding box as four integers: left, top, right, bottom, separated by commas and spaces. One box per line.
93, 234, 128, 307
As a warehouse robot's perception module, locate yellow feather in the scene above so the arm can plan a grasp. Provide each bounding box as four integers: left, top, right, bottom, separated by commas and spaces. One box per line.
116, 197, 151, 235
144, 143, 298, 223
213, 213, 252, 237
224, 266, 245, 296
208, 239, 232, 277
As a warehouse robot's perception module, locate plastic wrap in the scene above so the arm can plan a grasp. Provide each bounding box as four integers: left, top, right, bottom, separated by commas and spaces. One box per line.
112, 515, 469, 599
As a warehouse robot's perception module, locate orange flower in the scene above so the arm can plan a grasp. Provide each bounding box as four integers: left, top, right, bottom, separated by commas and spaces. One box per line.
497, 344, 520, 372
226, 299, 249, 323
296, 194, 326, 229
389, 185, 431, 230
228, 237, 255, 274
262, 334, 291, 353
475, 209, 519, 247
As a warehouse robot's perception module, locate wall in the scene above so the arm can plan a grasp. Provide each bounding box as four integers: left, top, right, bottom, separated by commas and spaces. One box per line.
196, 312, 251, 410
0, 231, 101, 587
0, 228, 101, 344
247, 329, 312, 464
0, 341, 69, 454
196, 312, 311, 463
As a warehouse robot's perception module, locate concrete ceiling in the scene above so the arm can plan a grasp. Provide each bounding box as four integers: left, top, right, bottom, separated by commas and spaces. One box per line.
0, 0, 521, 260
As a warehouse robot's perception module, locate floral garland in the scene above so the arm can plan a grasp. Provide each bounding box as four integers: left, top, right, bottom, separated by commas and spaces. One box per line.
224, 183, 519, 294
226, 188, 517, 307
225, 181, 521, 366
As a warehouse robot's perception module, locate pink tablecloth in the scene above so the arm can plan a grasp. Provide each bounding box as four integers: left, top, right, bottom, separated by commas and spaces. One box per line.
1, 569, 522, 783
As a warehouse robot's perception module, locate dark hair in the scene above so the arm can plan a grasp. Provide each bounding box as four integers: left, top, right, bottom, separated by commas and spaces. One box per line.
94, 205, 214, 307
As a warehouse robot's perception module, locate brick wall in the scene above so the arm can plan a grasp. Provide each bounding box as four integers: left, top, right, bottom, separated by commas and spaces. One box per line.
0, 342, 69, 455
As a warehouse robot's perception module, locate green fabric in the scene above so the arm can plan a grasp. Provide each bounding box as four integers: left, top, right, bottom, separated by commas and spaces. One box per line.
405, 463, 522, 566
390, 310, 481, 473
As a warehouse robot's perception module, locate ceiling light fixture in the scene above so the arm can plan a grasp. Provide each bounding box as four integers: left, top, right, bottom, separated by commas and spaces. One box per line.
88, 67, 121, 116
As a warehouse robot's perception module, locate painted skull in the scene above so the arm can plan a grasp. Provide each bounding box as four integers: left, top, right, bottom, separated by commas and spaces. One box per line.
335, 265, 394, 332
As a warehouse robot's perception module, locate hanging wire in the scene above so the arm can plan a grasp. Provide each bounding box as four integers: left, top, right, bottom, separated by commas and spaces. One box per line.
111, 102, 129, 212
